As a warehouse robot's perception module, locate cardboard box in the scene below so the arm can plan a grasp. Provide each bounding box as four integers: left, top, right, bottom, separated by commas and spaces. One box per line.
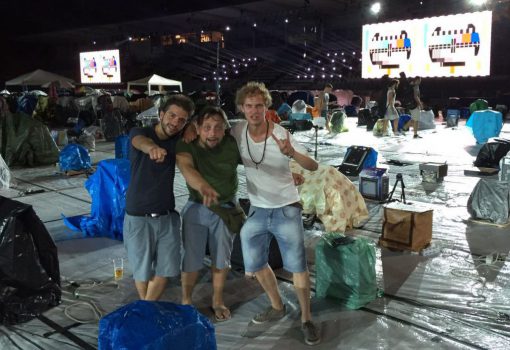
380, 202, 433, 252
419, 162, 448, 182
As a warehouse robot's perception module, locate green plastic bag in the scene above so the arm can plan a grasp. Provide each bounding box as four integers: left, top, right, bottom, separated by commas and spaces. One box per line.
469, 99, 488, 115
329, 111, 348, 133
315, 233, 377, 309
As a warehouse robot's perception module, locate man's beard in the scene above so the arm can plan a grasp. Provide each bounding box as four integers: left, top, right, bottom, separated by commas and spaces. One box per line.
203, 138, 219, 149
161, 123, 178, 138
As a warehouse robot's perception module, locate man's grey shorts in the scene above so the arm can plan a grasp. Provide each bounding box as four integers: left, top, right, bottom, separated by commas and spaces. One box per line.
410, 107, 421, 121
181, 201, 235, 272
123, 212, 181, 281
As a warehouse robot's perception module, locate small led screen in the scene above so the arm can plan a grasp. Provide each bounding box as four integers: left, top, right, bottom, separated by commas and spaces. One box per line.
80, 49, 121, 83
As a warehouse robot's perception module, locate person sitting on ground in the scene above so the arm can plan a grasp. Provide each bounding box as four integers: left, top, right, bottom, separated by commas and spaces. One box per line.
276, 101, 291, 121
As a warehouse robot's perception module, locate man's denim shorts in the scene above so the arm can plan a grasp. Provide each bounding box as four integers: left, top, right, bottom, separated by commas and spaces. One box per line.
240, 204, 307, 273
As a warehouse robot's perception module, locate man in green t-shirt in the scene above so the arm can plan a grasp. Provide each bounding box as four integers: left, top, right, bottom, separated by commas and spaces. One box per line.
176, 105, 241, 322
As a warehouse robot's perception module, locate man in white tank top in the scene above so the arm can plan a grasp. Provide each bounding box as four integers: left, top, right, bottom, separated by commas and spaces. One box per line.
230, 82, 321, 346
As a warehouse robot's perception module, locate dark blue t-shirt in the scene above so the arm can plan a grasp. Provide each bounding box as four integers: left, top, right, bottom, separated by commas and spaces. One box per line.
125, 126, 180, 215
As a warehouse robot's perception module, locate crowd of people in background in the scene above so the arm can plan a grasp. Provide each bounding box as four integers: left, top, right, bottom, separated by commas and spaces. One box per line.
3, 69, 507, 152
3, 70, 509, 171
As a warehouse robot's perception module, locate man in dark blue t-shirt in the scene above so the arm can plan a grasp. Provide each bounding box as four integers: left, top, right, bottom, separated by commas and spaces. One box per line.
124, 94, 194, 301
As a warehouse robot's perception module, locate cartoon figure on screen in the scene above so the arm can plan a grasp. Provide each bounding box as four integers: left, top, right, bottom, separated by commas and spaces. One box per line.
428, 24, 480, 68
82, 57, 97, 79
110, 56, 118, 72
369, 30, 412, 70
102, 55, 118, 78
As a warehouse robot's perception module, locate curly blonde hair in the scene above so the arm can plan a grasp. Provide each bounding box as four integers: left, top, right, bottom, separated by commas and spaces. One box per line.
235, 81, 272, 107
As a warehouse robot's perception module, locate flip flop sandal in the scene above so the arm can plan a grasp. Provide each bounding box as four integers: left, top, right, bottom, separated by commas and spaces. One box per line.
211, 305, 231, 322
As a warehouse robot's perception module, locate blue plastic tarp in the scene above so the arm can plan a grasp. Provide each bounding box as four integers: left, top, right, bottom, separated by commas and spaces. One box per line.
398, 114, 412, 131
17, 94, 38, 116
59, 144, 91, 172
63, 159, 130, 240
115, 135, 130, 160
364, 148, 378, 169
289, 112, 312, 121
98, 301, 216, 350
466, 110, 503, 144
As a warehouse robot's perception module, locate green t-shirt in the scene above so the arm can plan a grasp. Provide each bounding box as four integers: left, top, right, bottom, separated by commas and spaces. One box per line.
176, 135, 241, 203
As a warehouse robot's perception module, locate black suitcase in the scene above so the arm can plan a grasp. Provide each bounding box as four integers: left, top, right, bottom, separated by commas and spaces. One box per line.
357, 108, 371, 126
231, 199, 283, 271
337, 146, 372, 177
366, 107, 379, 131
294, 120, 313, 131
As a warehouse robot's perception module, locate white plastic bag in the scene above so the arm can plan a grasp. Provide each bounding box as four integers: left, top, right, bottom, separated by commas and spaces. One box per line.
0, 154, 11, 189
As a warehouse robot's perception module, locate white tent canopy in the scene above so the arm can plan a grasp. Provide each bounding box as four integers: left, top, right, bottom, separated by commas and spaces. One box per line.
5, 69, 75, 88
127, 74, 182, 94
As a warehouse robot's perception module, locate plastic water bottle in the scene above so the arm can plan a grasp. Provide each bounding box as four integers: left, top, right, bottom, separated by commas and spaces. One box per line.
500, 153, 510, 181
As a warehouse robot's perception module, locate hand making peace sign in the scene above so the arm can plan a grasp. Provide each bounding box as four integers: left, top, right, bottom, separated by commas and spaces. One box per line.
271, 130, 295, 158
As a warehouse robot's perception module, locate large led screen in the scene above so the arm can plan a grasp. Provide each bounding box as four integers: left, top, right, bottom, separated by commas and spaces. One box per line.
362, 11, 492, 78
80, 49, 121, 83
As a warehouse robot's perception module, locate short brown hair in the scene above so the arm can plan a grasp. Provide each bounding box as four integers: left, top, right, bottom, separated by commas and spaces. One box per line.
159, 94, 195, 118
195, 105, 229, 128
235, 82, 272, 107
325, 83, 333, 89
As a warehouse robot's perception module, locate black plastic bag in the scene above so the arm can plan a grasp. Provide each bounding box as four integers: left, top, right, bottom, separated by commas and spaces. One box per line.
473, 141, 510, 169
0, 196, 61, 325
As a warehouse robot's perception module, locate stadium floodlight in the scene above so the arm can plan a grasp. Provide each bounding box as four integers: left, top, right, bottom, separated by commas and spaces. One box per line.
470, 0, 487, 6
370, 2, 381, 14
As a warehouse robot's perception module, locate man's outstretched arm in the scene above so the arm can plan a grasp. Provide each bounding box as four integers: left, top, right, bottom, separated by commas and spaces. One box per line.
176, 152, 219, 206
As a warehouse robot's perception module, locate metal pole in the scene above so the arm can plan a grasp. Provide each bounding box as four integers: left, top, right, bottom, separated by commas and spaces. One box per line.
314, 126, 318, 160
215, 41, 221, 106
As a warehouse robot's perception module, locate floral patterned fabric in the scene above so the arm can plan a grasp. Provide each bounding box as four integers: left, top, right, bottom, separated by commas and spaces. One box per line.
290, 163, 369, 232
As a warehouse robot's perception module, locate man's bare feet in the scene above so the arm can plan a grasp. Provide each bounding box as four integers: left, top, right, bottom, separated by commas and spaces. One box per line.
211, 305, 231, 322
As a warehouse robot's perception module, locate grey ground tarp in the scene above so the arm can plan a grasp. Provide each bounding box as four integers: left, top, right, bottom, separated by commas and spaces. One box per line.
468, 179, 510, 224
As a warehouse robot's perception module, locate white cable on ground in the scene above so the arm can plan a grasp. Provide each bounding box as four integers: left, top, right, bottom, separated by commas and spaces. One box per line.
59, 277, 119, 324
64, 300, 103, 324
